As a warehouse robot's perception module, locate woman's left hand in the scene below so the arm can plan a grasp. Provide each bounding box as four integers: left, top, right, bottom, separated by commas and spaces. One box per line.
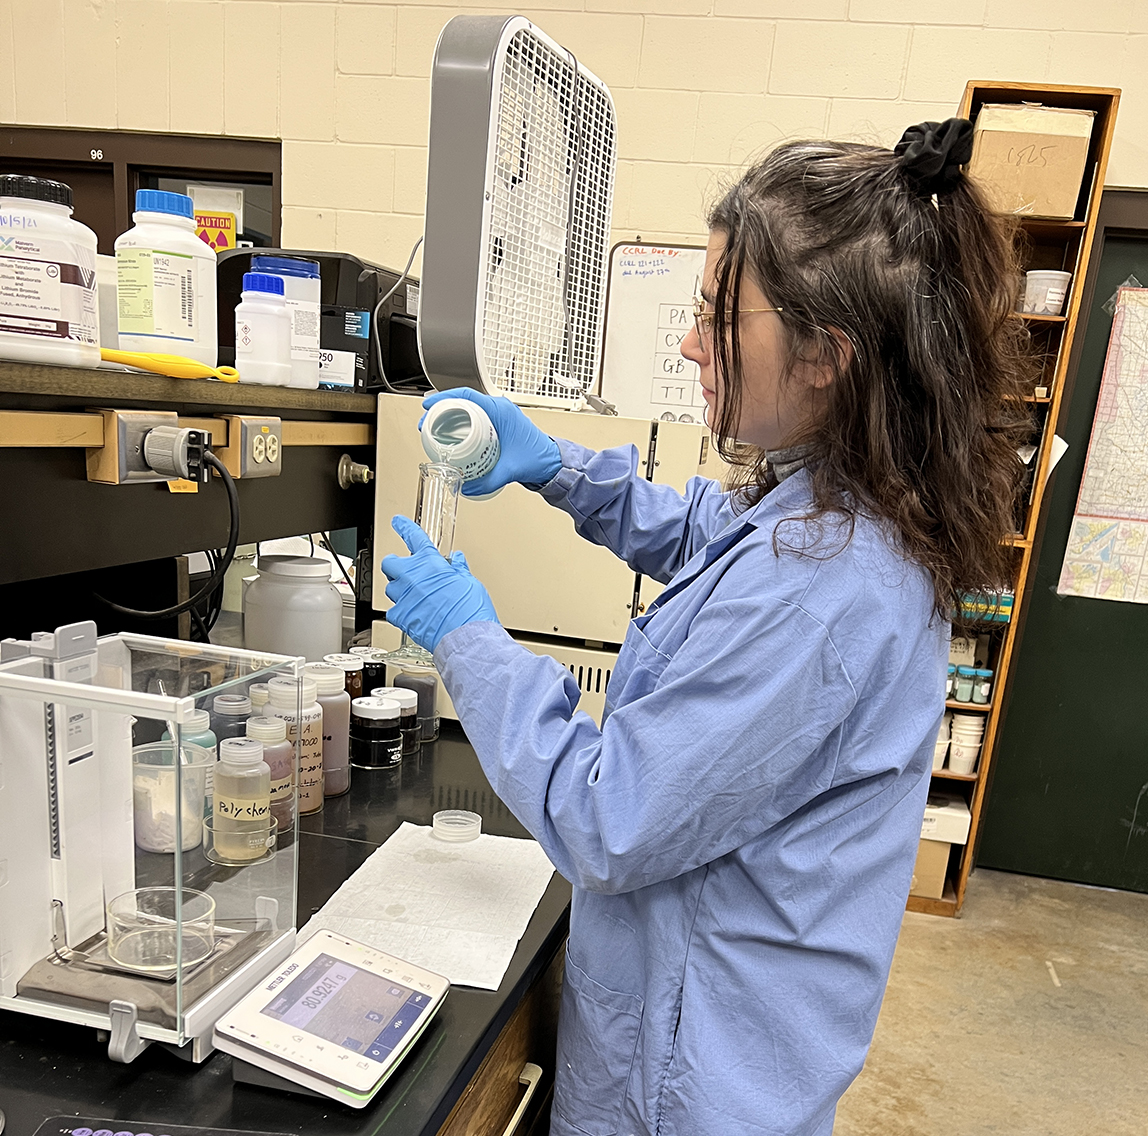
381, 516, 499, 652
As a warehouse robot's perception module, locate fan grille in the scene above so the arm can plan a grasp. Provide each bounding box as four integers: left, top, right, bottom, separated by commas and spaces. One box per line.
482, 29, 615, 403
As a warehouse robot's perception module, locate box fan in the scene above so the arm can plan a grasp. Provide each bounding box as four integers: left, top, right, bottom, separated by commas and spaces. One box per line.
418, 16, 616, 408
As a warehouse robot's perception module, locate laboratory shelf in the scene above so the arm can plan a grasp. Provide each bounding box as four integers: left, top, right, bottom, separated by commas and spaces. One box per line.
931, 768, 979, 783
945, 700, 993, 712
1010, 312, 1068, 323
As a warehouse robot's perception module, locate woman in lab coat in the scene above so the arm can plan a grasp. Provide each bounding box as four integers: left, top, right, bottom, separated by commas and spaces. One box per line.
382, 120, 1034, 1136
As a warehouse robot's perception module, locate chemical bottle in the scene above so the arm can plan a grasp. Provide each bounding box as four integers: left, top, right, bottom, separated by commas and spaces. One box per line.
161, 708, 217, 819
248, 682, 271, 714
266, 675, 324, 814
303, 662, 351, 797
251, 255, 321, 389
246, 715, 296, 836
234, 272, 291, 386
212, 738, 272, 862
0, 175, 99, 368
370, 686, 420, 757
420, 397, 502, 487
210, 693, 252, 741
115, 189, 217, 366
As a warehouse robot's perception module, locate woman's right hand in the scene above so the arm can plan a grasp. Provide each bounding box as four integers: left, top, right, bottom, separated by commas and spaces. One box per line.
421, 388, 562, 497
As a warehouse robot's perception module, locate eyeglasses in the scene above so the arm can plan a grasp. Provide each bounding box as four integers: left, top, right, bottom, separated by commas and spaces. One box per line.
692, 295, 783, 338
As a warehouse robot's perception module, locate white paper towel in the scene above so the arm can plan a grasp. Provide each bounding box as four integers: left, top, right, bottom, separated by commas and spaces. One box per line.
302, 822, 556, 990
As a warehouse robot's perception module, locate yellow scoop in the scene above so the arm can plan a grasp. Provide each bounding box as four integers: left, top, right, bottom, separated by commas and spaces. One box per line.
100, 348, 240, 383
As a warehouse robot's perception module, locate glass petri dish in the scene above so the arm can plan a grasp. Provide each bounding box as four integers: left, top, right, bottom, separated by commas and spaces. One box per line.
106, 886, 216, 973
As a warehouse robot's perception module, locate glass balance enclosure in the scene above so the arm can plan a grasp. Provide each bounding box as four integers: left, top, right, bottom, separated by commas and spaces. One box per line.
0, 627, 303, 1059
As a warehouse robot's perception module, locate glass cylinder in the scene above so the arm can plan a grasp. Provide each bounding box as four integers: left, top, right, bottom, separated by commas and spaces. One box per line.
387, 462, 464, 669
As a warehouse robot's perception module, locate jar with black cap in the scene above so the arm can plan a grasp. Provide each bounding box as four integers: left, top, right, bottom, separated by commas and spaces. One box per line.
0, 175, 99, 368
350, 697, 402, 769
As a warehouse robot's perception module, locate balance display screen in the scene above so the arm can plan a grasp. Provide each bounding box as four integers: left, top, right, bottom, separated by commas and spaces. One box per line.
261, 952, 431, 1062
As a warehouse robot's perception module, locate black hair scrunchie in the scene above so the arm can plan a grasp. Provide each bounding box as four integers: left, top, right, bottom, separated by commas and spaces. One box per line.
894, 118, 974, 197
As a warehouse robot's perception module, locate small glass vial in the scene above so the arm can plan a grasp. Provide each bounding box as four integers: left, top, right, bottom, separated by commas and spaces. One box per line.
213, 738, 271, 862
267, 675, 324, 814
350, 646, 388, 692
973, 668, 993, 705
304, 662, 352, 797
350, 697, 402, 769
324, 653, 365, 700
371, 686, 420, 757
394, 668, 439, 742
954, 666, 976, 703
246, 715, 296, 835
248, 682, 271, 714
945, 664, 956, 700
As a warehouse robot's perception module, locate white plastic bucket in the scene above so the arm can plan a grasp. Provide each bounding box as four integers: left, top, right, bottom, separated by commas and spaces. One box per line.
1022, 270, 1071, 316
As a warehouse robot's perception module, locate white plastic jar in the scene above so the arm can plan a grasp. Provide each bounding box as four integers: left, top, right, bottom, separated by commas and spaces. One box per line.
244, 555, 342, 661
115, 189, 217, 366
0, 175, 99, 368
235, 272, 291, 386
421, 397, 501, 483
251, 254, 320, 389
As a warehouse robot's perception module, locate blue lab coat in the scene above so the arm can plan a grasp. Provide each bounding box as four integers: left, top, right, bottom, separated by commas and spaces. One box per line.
435, 440, 947, 1136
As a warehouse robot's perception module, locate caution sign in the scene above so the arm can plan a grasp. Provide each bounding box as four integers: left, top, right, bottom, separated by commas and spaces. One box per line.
196, 210, 237, 252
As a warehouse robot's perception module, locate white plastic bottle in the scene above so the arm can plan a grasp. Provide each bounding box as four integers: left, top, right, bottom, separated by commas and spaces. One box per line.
0, 175, 99, 368
421, 397, 501, 483
212, 737, 271, 862
251, 254, 321, 389
115, 189, 217, 366
234, 272, 291, 386
266, 675, 324, 815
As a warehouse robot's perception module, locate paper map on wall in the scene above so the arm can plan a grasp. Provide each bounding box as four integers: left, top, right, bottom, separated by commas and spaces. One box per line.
1058, 288, 1148, 601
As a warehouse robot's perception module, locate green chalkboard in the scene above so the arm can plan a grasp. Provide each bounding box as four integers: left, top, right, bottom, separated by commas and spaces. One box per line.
979, 200, 1148, 892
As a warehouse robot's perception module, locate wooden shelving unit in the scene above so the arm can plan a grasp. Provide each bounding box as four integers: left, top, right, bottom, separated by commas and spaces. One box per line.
908, 81, 1120, 918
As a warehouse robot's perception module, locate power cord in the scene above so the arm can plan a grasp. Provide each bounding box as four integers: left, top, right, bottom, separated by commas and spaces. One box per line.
95, 450, 241, 621
372, 236, 424, 395
319, 531, 356, 594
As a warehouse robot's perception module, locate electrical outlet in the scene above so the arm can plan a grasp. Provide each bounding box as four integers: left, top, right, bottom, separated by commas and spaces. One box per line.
215, 416, 283, 479
86, 409, 181, 484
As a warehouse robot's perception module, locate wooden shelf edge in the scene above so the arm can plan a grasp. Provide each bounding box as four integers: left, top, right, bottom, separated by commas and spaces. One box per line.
931, 768, 978, 782
906, 882, 958, 917
945, 699, 993, 712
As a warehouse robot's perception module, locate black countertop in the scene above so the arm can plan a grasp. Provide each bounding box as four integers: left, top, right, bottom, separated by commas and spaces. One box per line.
0, 724, 571, 1136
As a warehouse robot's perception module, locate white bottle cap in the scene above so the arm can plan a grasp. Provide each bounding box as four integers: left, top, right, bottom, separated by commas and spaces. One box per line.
268, 674, 318, 708
351, 696, 400, 721
433, 809, 481, 842
246, 716, 288, 743
323, 653, 364, 672
305, 662, 349, 696
248, 682, 271, 709
214, 693, 252, 716
369, 686, 419, 711
420, 397, 500, 482
220, 737, 265, 764
184, 708, 212, 734
349, 646, 387, 660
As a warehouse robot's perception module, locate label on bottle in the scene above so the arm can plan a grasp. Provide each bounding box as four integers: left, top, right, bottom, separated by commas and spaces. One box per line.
117, 247, 196, 341
0, 231, 97, 344
979, 681, 992, 698
286, 297, 320, 361
215, 794, 271, 820
269, 772, 293, 802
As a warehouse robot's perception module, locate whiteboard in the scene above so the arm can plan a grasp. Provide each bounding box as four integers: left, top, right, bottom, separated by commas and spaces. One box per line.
599, 242, 707, 423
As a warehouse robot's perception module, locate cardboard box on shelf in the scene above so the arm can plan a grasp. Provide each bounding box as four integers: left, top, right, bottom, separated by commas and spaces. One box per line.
966, 103, 1095, 220
910, 837, 951, 899
922, 793, 972, 845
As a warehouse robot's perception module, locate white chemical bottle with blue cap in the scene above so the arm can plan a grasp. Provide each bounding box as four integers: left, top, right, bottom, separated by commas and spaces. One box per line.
235, 273, 292, 386
420, 397, 501, 494
114, 189, 218, 366
251, 254, 321, 389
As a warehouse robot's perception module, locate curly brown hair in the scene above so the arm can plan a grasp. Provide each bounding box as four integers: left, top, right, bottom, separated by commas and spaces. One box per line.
706, 140, 1037, 621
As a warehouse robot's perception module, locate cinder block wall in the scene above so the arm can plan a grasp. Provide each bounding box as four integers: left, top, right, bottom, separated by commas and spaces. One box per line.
2, 2, 1144, 273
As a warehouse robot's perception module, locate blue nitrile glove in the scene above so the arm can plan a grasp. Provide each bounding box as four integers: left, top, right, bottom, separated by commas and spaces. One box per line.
381, 516, 499, 652
420, 388, 562, 497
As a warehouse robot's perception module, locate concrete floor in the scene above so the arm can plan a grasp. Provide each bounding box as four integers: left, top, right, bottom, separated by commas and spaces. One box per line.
833, 869, 1148, 1136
